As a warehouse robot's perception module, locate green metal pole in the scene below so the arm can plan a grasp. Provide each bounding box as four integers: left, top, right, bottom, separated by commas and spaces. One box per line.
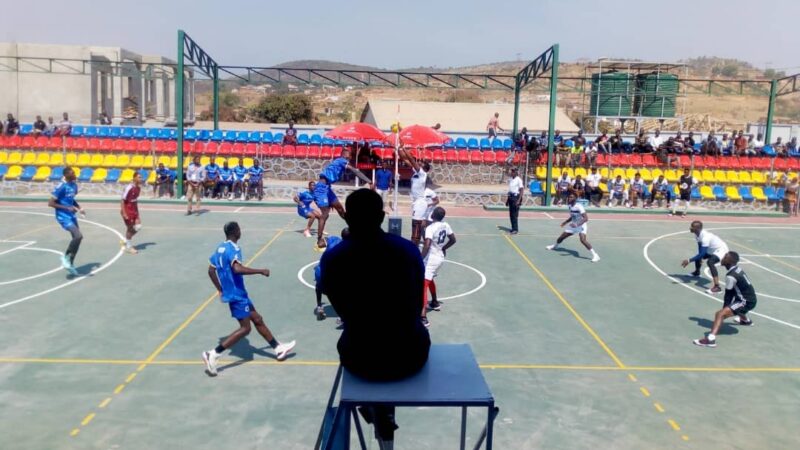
176, 29, 185, 198
765, 79, 777, 145
213, 66, 219, 130
512, 76, 521, 143
544, 44, 559, 207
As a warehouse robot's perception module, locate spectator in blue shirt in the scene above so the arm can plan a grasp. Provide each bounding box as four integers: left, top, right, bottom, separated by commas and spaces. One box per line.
217, 161, 233, 199
232, 161, 248, 200
205, 159, 221, 198
154, 163, 174, 198
246, 159, 265, 201
294, 181, 321, 238
374, 161, 394, 209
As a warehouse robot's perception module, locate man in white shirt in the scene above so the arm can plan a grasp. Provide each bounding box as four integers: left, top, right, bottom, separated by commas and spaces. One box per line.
649, 130, 664, 150
186, 155, 205, 215
628, 173, 647, 208
506, 167, 524, 234
399, 147, 434, 244
555, 172, 572, 205
546, 193, 600, 262
607, 175, 628, 207
420, 207, 456, 328
584, 167, 603, 207
411, 188, 438, 246
681, 220, 729, 294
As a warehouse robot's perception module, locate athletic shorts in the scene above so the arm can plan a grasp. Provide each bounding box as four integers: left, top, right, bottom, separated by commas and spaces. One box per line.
313, 181, 338, 208
297, 205, 313, 218
680, 192, 691, 201
565, 223, 587, 235
424, 253, 444, 280
228, 298, 255, 320
725, 297, 756, 315
57, 216, 78, 231
412, 198, 429, 221
123, 213, 140, 228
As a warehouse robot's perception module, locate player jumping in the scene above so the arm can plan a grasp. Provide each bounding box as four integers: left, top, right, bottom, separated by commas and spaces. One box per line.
546, 193, 600, 262
48, 167, 85, 276
682, 220, 729, 294
120, 171, 143, 254
420, 207, 456, 328
202, 222, 296, 376
398, 147, 433, 245
693, 251, 756, 347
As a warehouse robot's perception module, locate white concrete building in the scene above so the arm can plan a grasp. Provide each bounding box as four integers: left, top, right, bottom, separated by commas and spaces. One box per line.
0, 43, 195, 125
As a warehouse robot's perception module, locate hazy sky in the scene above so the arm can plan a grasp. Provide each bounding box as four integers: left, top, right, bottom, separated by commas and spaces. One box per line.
1, 0, 798, 70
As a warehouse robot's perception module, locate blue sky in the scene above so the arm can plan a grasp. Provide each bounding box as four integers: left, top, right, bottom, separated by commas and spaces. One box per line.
1, 0, 798, 70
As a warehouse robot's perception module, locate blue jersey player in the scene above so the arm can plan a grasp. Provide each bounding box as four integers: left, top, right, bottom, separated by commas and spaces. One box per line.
293, 181, 321, 238
246, 159, 265, 201
203, 222, 296, 376
313, 228, 349, 320
232, 161, 248, 200
217, 161, 233, 198
48, 167, 85, 275
314, 148, 373, 248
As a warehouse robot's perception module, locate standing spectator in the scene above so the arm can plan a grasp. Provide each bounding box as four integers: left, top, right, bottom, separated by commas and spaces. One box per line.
186, 155, 204, 215
374, 160, 394, 209
752, 133, 765, 153
595, 132, 610, 154
55, 112, 72, 136
773, 137, 787, 157
785, 176, 799, 217
43, 117, 57, 137
515, 127, 530, 151
32, 115, 47, 135
99, 112, 112, 125
506, 167, 523, 235
734, 131, 748, 156
584, 167, 602, 207
282, 120, 297, 145
5, 114, 20, 135
154, 163, 173, 198
486, 112, 504, 139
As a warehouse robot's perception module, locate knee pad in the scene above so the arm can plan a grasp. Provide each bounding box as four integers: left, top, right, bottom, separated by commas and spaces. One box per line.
133, 224, 143, 232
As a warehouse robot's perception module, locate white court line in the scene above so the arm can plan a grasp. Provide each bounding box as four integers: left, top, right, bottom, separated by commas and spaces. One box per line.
740, 254, 800, 258
542, 212, 555, 219
0, 211, 125, 310
741, 258, 800, 287
0, 247, 64, 286
643, 226, 800, 332
703, 262, 800, 303
234, 206, 244, 213
0, 240, 35, 256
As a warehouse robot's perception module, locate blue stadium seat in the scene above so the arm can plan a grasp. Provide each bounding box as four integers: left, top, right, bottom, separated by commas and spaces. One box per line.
49, 166, 64, 181
297, 134, 310, 145
133, 128, 147, 139
479, 138, 491, 150
765, 186, 779, 201
198, 129, 211, 141
712, 185, 727, 201
739, 185, 754, 201
138, 168, 149, 181
0, 165, 7, 179
223, 130, 238, 142
503, 139, 513, 150
261, 131, 274, 143
184, 129, 199, 140
79, 168, 93, 182
106, 168, 121, 182
273, 132, 285, 143
248, 131, 262, 143
454, 137, 467, 149
157, 128, 172, 140
777, 187, 785, 200
790, 148, 800, 158
109, 127, 122, 138
310, 134, 323, 145
20, 166, 37, 181
84, 127, 98, 138
19, 124, 33, 135
97, 127, 110, 138
690, 186, 702, 200
761, 145, 776, 157
321, 137, 335, 146
236, 131, 249, 142
491, 139, 504, 150
467, 138, 479, 149
210, 130, 224, 142
71, 126, 85, 137
443, 139, 455, 149
146, 128, 160, 139
529, 180, 544, 196
121, 127, 134, 138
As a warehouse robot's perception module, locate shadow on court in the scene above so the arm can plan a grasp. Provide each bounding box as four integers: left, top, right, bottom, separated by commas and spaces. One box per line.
214, 336, 297, 373
688, 316, 739, 335
670, 273, 711, 289
553, 248, 590, 260
134, 242, 157, 251
66, 262, 101, 278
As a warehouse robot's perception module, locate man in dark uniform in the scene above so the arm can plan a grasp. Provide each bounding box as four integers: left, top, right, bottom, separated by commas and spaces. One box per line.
693, 251, 756, 348
672, 168, 695, 216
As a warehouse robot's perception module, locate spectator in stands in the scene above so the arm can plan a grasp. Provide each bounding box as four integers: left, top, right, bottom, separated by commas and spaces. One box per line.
752, 133, 765, 153
584, 167, 602, 207
515, 127, 530, 151
555, 172, 572, 205
217, 161, 233, 199
649, 130, 664, 152
556, 139, 572, 167
745, 135, 757, 156
648, 174, 672, 208
773, 137, 787, 157
55, 112, 72, 137
734, 131, 748, 156
595, 132, 610, 154
569, 139, 583, 168
720, 133, 732, 154
44, 117, 56, 137
702, 133, 720, 156
572, 130, 586, 147
247, 159, 265, 201
785, 176, 799, 217
570, 174, 585, 199
374, 160, 394, 209
787, 137, 798, 155
684, 131, 696, 154
154, 163, 173, 198
282, 120, 297, 145
552, 129, 563, 145
4, 113, 20, 135
186, 155, 204, 215
584, 141, 598, 167
486, 112, 504, 139
204, 158, 221, 198
0, 118, 3, 134
657, 138, 678, 166
634, 130, 649, 153
32, 115, 46, 135
609, 129, 629, 153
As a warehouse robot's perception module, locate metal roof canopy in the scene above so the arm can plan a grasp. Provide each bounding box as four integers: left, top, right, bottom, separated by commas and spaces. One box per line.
585, 60, 687, 72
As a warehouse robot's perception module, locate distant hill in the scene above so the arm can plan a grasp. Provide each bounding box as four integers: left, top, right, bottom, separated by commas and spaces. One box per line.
273, 60, 383, 71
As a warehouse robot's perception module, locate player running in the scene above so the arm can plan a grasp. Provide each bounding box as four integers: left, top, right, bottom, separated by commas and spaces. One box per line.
420, 207, 456, 328
120, 171, 143, 254
202, 222, 296, 376
693, 251, 756, 348
48, 167, 85, 276
682, 220, 729, 294
294, 181, 322, 238
672, 168, 695, 216
314, 148, 373, 248
546, 193, 600, 262
313, 228, 350, 321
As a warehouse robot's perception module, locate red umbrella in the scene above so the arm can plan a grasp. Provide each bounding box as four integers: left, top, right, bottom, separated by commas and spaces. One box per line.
325, 122, 386, 142
384, 124, 451, 148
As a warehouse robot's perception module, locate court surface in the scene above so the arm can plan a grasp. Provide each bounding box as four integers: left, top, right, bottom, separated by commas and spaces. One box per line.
1, 201, 799, 449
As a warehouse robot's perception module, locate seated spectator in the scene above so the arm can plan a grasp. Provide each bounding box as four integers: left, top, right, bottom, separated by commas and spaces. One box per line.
672, 132, 685, 152
752, 133, 765, 154
773, 137, 787, 157
154, 163, 174, 198
99, 112, 112, 125
282, 120, 297, 145
55, 112, 72, 137
204, 159, 221, 198
572, 130, 586, 148
648, 130, 664, 153
745, 135, 757, 156
569, 139, 584, 168
787, 137, 798, 154
684, 131, 696, 154
584, 167, 602, 206
570, 174, 585, 198
656, 138, 679, 166
595, 132, 610, 154
556, 139, 572, 167
555, 172, 572, 205
43, 117, 56, 137
552, 129, 563, 145
232, 160, 248, 200
648, 174, 672, 208
5, 113, 20, 135
247, 159, 265, 201
217, 161, 234, 198
720, 133, 732, 154
609, 129, 628, 153
702, 133, 720, 156
32, 115, 46, 135
515, 127, 529, 151
634, 130, 650, 153
584, 141, 598, 167
734, 130, 748, 156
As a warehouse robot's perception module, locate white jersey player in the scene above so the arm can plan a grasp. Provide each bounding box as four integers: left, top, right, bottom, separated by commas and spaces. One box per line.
682, 220, 730, 294
607, 175, 628, 207
420, 207, 456, 328
629, 173, 647, 208
399, 146, 433, 245
546, 193, 600, 262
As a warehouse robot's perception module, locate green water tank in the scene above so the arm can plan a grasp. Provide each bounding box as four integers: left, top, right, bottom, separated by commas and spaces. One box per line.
635, 73, 678, 117
589, 72, 633, 116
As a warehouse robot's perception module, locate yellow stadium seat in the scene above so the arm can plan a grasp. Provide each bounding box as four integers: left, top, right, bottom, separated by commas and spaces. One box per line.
170, 156, 179, 169
752, 186, 767, 201
550, 182, 556, 194
738, 171, 752, 183
0, 151, 7, 164
726, 170, 740, 183
5, 165, 23, 180
726, 186, 741, 201
243, 157, 254, 167
713, 170, 727, 183
215, 157, 226, 166
102, 155, 117, 168
146, 170, 156, 184
91, 168, 108, 182
21, 152, 36, 165
76, 154, 91, 167
612, 168, 626, 179
228, 157, 240, 168
692, 170, 703, 182
702, 169, 714, 182
574, 167, 587, 178
700, 185, 715, 200
639, 168, 652, 181
157, 155, 170, 166
116, 155, 131, 168
141, 156, 153, 168
183, 157, 190, 168
7, 152, 22, 164
200, 156, 211, 166
35, 153, 50, 166
550, 168, 561, 180
665, 169, 679, 182
130, 155, 144, 168
33, 166, 51, 181
625, 168, 637, 179
90, 154, 104, 167
650, 168, 663, 179
535, 167, 547, 179
749, 171, 765, 184
119, 169, 135, 183
599, 183, 609, 193
48, 153, 64, 167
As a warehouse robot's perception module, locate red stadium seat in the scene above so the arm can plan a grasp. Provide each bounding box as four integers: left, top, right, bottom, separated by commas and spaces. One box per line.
482, 151, 497, 164
738, 156, 753, 170
7, 135, 22, 148
432, 149, 444, 162
124, 139, 138, 153
422, 149, 434, 161
165, 140, 177, 153
457, 150, 471, 163
282, 145, 296, 158
87, 138, 101, 151
244, 143, 258, 156
219, 142, 233, 155
46, 137, 62, 150
232, 143, 245, 156
294, 145, 308, 158
445, 149, 458, 163
112, 139, 125, 152
788, 158, 800, 170
596, 154, 608, 166
774, 158, 789, 171
267, 144, 281, 157
513, 151, 525, 164
33, 136, 48, 150
630, 154, 643, 166
202, 141, 216, 154
319, 145, 333, 159
641, 154, 655, 167
154, 140, 167, 154
136, 140, 151, 154
0, 135, 7, 147
495, 151, 509, 164
306, 146, 320, 159
100, 139, 114, 152
753, 157, 770, 170
678, 155, 691, 167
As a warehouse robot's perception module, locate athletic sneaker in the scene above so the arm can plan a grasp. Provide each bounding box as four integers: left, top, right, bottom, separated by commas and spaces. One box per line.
510, 230, 518, 235
707, 285, 722, 294
60, 254, 71, 270
428, 300, 442, 311
546, 244, 557, 250
316, 306, 326, 321
734, 316, 754, 326
692, 337, 717, 348
202, 350, 219, 376
688, 271, 701, 277
275, 341, 296, 361
66, 265, 79, 276
591, 254, 601, 263
124, 246, 138, 255
303, 229, 312, 238
421, 317, 430, 328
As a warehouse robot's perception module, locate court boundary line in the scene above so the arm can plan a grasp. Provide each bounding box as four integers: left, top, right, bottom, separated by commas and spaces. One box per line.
728, 238, 800, 274
66, 219, 293, 437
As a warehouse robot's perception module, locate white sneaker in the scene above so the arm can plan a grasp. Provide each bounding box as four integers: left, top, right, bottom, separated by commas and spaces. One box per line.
202, 351, 219, 376
591, 254, 601, 263
546, 245, 556, 250
274, 340, 296, 361
240, 195, 245, 201
303, 229, 312, 238
60, 254, 71, 269
124, 246, 138, 255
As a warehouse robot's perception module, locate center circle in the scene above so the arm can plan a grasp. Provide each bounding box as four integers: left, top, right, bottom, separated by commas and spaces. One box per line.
0, 247, 65, 286
296, 259, 486, 301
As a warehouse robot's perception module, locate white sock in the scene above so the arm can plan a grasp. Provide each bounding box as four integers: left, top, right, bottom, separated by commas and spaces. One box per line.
590, 249, 598, 257
707, 333, 716, 341
125, 239, 131, 248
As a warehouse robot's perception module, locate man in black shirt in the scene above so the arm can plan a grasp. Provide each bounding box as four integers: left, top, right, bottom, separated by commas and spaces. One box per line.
693, 251, 756, 348
672, 168, 695, 216
5, 113, 19, 135
32, 115, 47, 135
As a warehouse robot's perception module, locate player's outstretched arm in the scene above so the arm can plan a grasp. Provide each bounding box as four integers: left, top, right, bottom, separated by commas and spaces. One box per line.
398, 147, 421, 172
346, 164, 373, 185
232, 261, 270, 277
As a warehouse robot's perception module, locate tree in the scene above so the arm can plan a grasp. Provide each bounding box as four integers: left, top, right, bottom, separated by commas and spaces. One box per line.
250, 94, 313, 123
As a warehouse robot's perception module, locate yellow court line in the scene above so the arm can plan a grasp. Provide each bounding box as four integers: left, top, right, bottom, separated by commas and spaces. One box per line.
503, 235, 626, 368
1, 224, 54, 241
654, 403, 665, 413
668, 419, 681, 431
729, 239, 800, 274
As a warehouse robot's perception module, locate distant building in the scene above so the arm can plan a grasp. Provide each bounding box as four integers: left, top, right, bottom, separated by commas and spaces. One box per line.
360, 99, 579, 134
0, 42, 195, 125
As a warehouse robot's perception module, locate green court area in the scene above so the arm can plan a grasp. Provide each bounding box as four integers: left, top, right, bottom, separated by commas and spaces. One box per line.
1, 203, 799, 449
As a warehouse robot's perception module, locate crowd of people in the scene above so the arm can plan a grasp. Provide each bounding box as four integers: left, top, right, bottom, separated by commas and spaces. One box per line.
2, 112, 73, 137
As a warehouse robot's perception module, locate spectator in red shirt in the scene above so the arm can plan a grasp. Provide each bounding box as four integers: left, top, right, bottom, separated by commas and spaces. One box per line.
282, 120, 297, 145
